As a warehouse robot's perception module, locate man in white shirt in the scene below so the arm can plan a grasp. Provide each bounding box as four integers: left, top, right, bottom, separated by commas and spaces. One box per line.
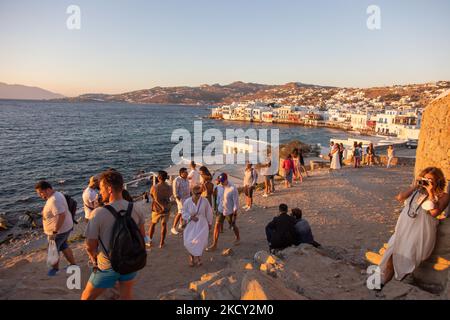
188, 161, 200, 190
206, 173, 240, 251
35, 180, 76, 276
171, 167, 190, 235
83, 176, 99, 221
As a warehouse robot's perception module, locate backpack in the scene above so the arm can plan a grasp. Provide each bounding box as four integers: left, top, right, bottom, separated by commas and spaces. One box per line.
100, 203, 147, 274
63, 194, 78, 224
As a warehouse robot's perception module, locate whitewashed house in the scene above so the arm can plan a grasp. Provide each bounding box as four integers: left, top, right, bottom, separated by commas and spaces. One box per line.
350, 113, 371, 130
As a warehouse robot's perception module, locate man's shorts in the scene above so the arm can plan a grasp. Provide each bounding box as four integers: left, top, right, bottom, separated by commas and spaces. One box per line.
216, 213, 234, 226
152, 211, 169, 224
243, 185, 254, 198
176, 199, 187, 214
49, 229, 72, 252
88, 268, 137, 289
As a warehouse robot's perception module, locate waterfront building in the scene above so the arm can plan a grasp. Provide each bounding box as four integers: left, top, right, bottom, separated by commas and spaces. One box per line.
350, 113, 371, 131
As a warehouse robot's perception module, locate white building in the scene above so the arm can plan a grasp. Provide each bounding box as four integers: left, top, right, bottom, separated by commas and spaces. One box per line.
350, 113, 370, 130
376, 110, 401, 135
221, 105, 236, 120
261, 111, 274, 123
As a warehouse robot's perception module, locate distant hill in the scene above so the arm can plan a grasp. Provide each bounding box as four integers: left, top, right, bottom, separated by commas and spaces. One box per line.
56, 82, 325, 105
47, 80, 450, 107
0, 82, 64, 100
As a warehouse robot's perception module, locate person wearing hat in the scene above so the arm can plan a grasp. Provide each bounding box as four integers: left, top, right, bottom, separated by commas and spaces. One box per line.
207, 173, 240, 251
83, 176, 99, 221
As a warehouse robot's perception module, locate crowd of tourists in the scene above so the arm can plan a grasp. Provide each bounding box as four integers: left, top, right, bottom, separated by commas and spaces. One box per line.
34, 161, 243, 299
34, 155, 449, 299
326, 141, 397, 171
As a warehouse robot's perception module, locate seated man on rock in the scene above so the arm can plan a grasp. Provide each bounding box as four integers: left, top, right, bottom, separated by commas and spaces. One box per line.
265, 204, 297, 251
291, 208, 320, 248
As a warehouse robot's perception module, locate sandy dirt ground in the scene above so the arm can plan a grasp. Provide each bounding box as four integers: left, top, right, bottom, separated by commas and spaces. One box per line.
0, 165, 413, 300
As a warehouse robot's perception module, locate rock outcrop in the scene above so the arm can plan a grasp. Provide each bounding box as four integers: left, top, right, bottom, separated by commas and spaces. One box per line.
159, 244, 437, 300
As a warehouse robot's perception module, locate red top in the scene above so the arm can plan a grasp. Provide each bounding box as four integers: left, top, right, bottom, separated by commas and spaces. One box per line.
282, 158, 294, 171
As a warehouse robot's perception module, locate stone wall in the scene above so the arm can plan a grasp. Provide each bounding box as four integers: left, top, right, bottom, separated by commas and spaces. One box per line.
414, 91, 450, 180
413, 91, 450, 296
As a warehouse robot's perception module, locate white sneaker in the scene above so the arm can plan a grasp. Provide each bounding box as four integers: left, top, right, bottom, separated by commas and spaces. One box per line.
245, 207, 251, 211
262, 193, 269, 198
145, 237, 152, 248
171, 227, 179, 235
242, 205, 248, 209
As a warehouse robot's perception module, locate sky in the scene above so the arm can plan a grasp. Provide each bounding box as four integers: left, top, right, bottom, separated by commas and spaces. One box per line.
0, 0, 449, 96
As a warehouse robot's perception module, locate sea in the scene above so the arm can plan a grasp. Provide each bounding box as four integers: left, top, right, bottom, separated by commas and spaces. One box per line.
0, 100, 356, 221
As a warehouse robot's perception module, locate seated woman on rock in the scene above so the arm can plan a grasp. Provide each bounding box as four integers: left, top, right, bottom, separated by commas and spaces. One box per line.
377, 167, 450, 290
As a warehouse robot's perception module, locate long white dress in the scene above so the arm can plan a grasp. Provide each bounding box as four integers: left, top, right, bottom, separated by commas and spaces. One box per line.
182, 197, 213, 257
330, 146, 341, 170
379, 191, 439, 281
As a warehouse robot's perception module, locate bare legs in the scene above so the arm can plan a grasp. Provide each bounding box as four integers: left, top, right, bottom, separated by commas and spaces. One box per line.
62, 248, 76, 265
208, 220, 240, 251
381, 255, 395, 286
81, 280, 135, 300
148, 220, 167, 248
294, 169, 303, 183
245, 196, 252, 208
172, 213, 182, 230
264, 178, 270, 196
188, 255, 202, 267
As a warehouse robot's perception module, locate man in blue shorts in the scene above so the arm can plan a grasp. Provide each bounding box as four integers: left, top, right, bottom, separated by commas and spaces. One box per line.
81, 170, 146, 300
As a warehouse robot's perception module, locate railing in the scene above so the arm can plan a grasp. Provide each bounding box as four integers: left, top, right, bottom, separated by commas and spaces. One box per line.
123, 171, 158, 190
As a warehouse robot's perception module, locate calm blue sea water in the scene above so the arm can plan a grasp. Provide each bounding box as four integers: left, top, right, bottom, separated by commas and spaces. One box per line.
0, 100, 352, 219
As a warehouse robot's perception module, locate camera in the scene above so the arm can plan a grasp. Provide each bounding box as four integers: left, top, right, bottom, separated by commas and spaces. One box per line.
417, 178, 431, 188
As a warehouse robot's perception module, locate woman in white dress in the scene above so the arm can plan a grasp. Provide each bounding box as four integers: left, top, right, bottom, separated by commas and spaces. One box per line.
329, 143, 341, 171
182, 184, 213, 267
378, 167, 449, 289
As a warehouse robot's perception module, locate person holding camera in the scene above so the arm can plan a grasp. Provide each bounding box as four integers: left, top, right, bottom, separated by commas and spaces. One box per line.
377, 167, 450, 289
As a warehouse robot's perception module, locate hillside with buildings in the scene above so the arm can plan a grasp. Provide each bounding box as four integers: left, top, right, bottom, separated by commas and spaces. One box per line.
210, 81, 450, 141
57, 81, 449, 108
58, 80, 450, 141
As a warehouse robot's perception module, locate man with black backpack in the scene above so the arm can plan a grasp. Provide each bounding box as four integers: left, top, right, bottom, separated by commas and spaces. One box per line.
82, 170, 147, 300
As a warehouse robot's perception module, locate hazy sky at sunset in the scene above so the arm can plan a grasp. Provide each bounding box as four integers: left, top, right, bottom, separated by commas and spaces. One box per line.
1, 0, 449, 96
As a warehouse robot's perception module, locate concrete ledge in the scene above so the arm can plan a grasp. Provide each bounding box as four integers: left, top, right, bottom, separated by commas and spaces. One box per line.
309, 160, 330, 171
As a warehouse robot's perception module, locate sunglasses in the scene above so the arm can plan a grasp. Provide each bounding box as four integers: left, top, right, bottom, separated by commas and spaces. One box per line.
194, 192, 202, 196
